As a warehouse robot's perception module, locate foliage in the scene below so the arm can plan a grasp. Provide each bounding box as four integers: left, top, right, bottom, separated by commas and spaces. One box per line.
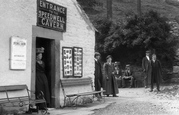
77, 0, 179, 67
96, 10, 178, 67
124, 10, 178, 67
76, 0, 99, 7
76, 0, 102, 15
124, 11, 170, 48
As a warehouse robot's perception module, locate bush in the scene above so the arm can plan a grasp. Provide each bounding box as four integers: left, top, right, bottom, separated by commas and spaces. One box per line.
95, 10, 178, 68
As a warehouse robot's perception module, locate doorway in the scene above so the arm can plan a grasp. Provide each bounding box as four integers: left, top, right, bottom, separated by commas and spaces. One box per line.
36, 37, 55, 107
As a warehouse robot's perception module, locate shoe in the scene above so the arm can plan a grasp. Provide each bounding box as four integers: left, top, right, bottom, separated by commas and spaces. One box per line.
107, 94, 109, 97
98, 96, 102, 99
113, 95, 119, 97
149, 90, 153, 92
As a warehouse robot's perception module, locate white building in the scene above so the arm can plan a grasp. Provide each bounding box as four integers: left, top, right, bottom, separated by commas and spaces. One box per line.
0, 0, 95, 108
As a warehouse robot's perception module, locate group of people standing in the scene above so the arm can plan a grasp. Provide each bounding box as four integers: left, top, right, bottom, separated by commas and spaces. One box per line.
94, 53, 119, 97
94, 50, 162, 98
142, 50, 162, 92
35, 48, 162, 110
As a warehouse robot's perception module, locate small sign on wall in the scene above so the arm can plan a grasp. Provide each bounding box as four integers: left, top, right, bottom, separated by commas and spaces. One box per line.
62, 47, 73, 77
73, 47, 83, 77
10, 36, 27, 70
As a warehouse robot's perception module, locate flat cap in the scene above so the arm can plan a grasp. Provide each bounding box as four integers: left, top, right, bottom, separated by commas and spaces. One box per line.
95, 52, 101, 57
146, 50, 150, 53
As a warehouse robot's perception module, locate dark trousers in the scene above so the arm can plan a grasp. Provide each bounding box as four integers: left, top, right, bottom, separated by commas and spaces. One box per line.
144, 77, 148, 87
144, 71, 151, 87
122, 77, 134, 87
151, 77, 160, 91
95, 80, 102, 97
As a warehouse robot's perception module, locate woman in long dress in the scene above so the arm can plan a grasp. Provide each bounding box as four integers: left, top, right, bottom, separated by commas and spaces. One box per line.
103, 55, 119, 97
36, 47, 50, 109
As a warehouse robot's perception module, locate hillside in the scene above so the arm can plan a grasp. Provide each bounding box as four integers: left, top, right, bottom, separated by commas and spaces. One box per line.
79, 0, 179, 26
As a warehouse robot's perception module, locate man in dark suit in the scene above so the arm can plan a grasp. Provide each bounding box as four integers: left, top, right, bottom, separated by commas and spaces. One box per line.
122, 64, 134, 88
142, 50, 152, 88
94, 52, 103, 98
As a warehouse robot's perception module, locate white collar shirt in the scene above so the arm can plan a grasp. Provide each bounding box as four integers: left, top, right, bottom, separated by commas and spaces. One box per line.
146, 56, 150, 61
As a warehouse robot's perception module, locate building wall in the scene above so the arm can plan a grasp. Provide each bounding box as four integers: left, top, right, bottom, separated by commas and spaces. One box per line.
53, 0, 95, 79
48, 0, 95, 106
0, 0, 95, 107
0, 0, 36, 88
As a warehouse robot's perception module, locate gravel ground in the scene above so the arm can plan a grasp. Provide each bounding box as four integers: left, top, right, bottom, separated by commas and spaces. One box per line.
92, 85, 179, 115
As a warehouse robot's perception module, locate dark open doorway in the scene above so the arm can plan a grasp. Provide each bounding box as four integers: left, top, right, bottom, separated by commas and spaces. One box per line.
36, 37, 55, 107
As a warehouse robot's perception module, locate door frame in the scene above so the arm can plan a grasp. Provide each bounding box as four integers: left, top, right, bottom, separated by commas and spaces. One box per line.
31, 25, 63, 108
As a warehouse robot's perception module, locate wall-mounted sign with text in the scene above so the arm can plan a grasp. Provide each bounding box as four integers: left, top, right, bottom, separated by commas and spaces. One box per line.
10, 36, 27, 70
62, 47, 73, 77
37, 0, 67, 32
73, 47, 83, 77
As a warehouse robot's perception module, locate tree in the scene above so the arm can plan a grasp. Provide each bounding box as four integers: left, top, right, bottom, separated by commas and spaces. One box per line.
124, 10, 177, 65
76, 0, 102, 15
96, 10, 178, 67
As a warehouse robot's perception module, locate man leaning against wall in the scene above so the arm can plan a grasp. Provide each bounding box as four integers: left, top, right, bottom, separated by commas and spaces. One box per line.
94, 52, 103, 99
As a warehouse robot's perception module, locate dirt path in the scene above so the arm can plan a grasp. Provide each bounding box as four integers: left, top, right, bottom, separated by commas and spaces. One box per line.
92, 87, 179, 115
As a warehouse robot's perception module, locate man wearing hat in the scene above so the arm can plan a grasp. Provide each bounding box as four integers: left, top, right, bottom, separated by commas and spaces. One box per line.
142, 50, 152, 88
122, 64, 134, 88
94, 52, 103, 98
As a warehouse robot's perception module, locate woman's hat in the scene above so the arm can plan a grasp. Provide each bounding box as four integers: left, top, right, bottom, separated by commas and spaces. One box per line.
106, 55, 112, 60
36, 47, 45, 53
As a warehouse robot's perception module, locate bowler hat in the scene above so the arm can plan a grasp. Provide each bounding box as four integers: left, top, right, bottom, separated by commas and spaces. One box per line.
106, 55, 112, 60
146, 50, 150, 53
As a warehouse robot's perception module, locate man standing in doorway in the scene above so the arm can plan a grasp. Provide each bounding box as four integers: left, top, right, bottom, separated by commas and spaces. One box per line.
142, 50, 152, 88
94, 52, 103, 98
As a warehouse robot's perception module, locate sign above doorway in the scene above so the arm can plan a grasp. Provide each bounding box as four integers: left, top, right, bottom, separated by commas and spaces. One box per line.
37, 0, 67, 32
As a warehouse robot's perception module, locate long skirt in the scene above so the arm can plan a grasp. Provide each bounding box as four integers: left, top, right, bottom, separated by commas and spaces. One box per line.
36, 72, 50, 108
103, 75, 119, 95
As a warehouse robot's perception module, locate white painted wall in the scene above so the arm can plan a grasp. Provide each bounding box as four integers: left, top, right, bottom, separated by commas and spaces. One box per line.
0, 0, 36, 88
49, 0, 95, 79
0, 0, 95, 106
47, 0, 95, 106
